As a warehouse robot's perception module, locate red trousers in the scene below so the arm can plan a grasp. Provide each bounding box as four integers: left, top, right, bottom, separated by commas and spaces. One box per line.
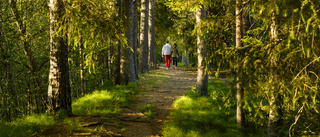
164, 55, 171, 68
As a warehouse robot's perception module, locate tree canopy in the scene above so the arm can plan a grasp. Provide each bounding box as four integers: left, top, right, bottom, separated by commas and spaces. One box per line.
0, 0, 320, 136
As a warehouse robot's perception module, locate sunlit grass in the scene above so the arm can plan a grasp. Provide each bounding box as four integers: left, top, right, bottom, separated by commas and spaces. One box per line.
0, 114, 55, 137
138, 70, 169, 89
137, 104, 156, 119
0, 82, 138, 136
163, 78, 246, 137
63, 118, 82, 132
177, 62, 185, 67
72, 83, 138, 115
177, 62, 197, 71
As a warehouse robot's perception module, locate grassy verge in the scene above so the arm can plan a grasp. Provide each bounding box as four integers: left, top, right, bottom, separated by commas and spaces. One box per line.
72, 82, 138, 115
0, 82, 139, 136
162, 78, 263, 137
0, 114, 55, 137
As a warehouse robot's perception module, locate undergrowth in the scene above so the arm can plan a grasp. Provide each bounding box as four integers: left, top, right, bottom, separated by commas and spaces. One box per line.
0, 82, 138, 136
0, 114, 55, 137
137, 104, 156, 119
162, 78, 264, 137
72, 82, 138, 115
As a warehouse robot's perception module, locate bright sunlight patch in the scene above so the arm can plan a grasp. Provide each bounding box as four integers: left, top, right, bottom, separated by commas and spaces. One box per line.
72, 83, 138, 115
0, 114, 55, 137
163, 79, 241, 137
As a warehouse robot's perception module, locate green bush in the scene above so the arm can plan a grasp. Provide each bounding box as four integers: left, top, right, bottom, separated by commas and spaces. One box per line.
72, 83, 138, 115
163, 94, 240, 137
0, 114, 55, 137
163, 79, 264, 137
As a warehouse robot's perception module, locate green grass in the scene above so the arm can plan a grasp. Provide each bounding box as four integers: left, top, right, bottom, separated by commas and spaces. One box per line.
63, 118, 83, 132
0, 82, 139, 136
177, 62, 197, 71
0, 114, 55, 137
137, 104, 156, 119
72, 82, 138, 115
162, 78, 264, 137
177, 62, 185, 67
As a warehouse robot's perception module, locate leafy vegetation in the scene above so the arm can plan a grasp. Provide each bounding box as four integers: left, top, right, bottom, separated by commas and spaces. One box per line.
137, 104, 157, 119
0, 82, 138, 136
72, 82, 138, 115
163, 78, 264, 137
0, 114, 55, 137
1, 0, 320, 136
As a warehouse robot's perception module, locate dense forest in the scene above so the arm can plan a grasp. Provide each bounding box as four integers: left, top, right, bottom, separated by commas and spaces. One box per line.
0, 0, 320, 136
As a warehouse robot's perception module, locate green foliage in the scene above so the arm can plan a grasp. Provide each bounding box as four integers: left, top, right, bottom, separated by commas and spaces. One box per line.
209, 0, 320, 135
0, 0, 50, 120
63, 118, 83, 132
155, 1, 182, 55
0, 114, 55, 137
138, 70, 170, 89
64, 0, 126, 74
137, 104, 156, 119
72, 83, 138, 115
163, 79, 262, 137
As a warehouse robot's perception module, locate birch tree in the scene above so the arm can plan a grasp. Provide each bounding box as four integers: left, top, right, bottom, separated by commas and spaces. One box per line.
195, 5, 208, 96
47, 0, 72, 114
139, 0, 149, 73
235, 0, 244, 127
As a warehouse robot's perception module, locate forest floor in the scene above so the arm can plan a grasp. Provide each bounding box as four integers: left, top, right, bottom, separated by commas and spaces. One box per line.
40, 64, 198, 137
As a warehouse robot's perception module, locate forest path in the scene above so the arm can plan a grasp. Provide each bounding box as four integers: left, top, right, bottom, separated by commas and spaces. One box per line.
118, 64, 197, 137
39, 64, 197, 137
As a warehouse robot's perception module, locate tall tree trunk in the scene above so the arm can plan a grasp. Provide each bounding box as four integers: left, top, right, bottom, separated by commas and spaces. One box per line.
113, 0, 121, 85
133, 0, 139, 80
48, 0, 72, 115
139, 0, 149, 73
120, 0, 130, 85
235, 0, 244, 127
148, 0, 156, 69
79, 35, 86, 96
268, 10, 283, 137
195, 5, 208, 96
125, 0, 137, 83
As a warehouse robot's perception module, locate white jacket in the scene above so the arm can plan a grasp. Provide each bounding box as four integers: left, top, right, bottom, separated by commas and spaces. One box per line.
162, 43, 172, 55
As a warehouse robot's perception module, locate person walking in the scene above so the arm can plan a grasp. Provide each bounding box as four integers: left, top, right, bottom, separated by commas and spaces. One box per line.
171, 43, 179, 69
162, 41, 172, 70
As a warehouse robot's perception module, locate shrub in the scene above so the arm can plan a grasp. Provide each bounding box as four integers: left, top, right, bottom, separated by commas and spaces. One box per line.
0, 114, 55, 137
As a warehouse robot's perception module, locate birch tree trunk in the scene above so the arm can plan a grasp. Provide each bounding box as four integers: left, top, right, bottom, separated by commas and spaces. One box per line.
235, 0, 244, 127
268, 10, 283, 137
195, 5, 208, 96
48, 0, 72, 115
79, 35, 86, 96
139, 0, 149, 73
148, 0, 156, 69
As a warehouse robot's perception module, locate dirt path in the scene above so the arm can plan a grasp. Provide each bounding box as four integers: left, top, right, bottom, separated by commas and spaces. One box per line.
39, 64, 197, 137
118, 64, 197, 137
